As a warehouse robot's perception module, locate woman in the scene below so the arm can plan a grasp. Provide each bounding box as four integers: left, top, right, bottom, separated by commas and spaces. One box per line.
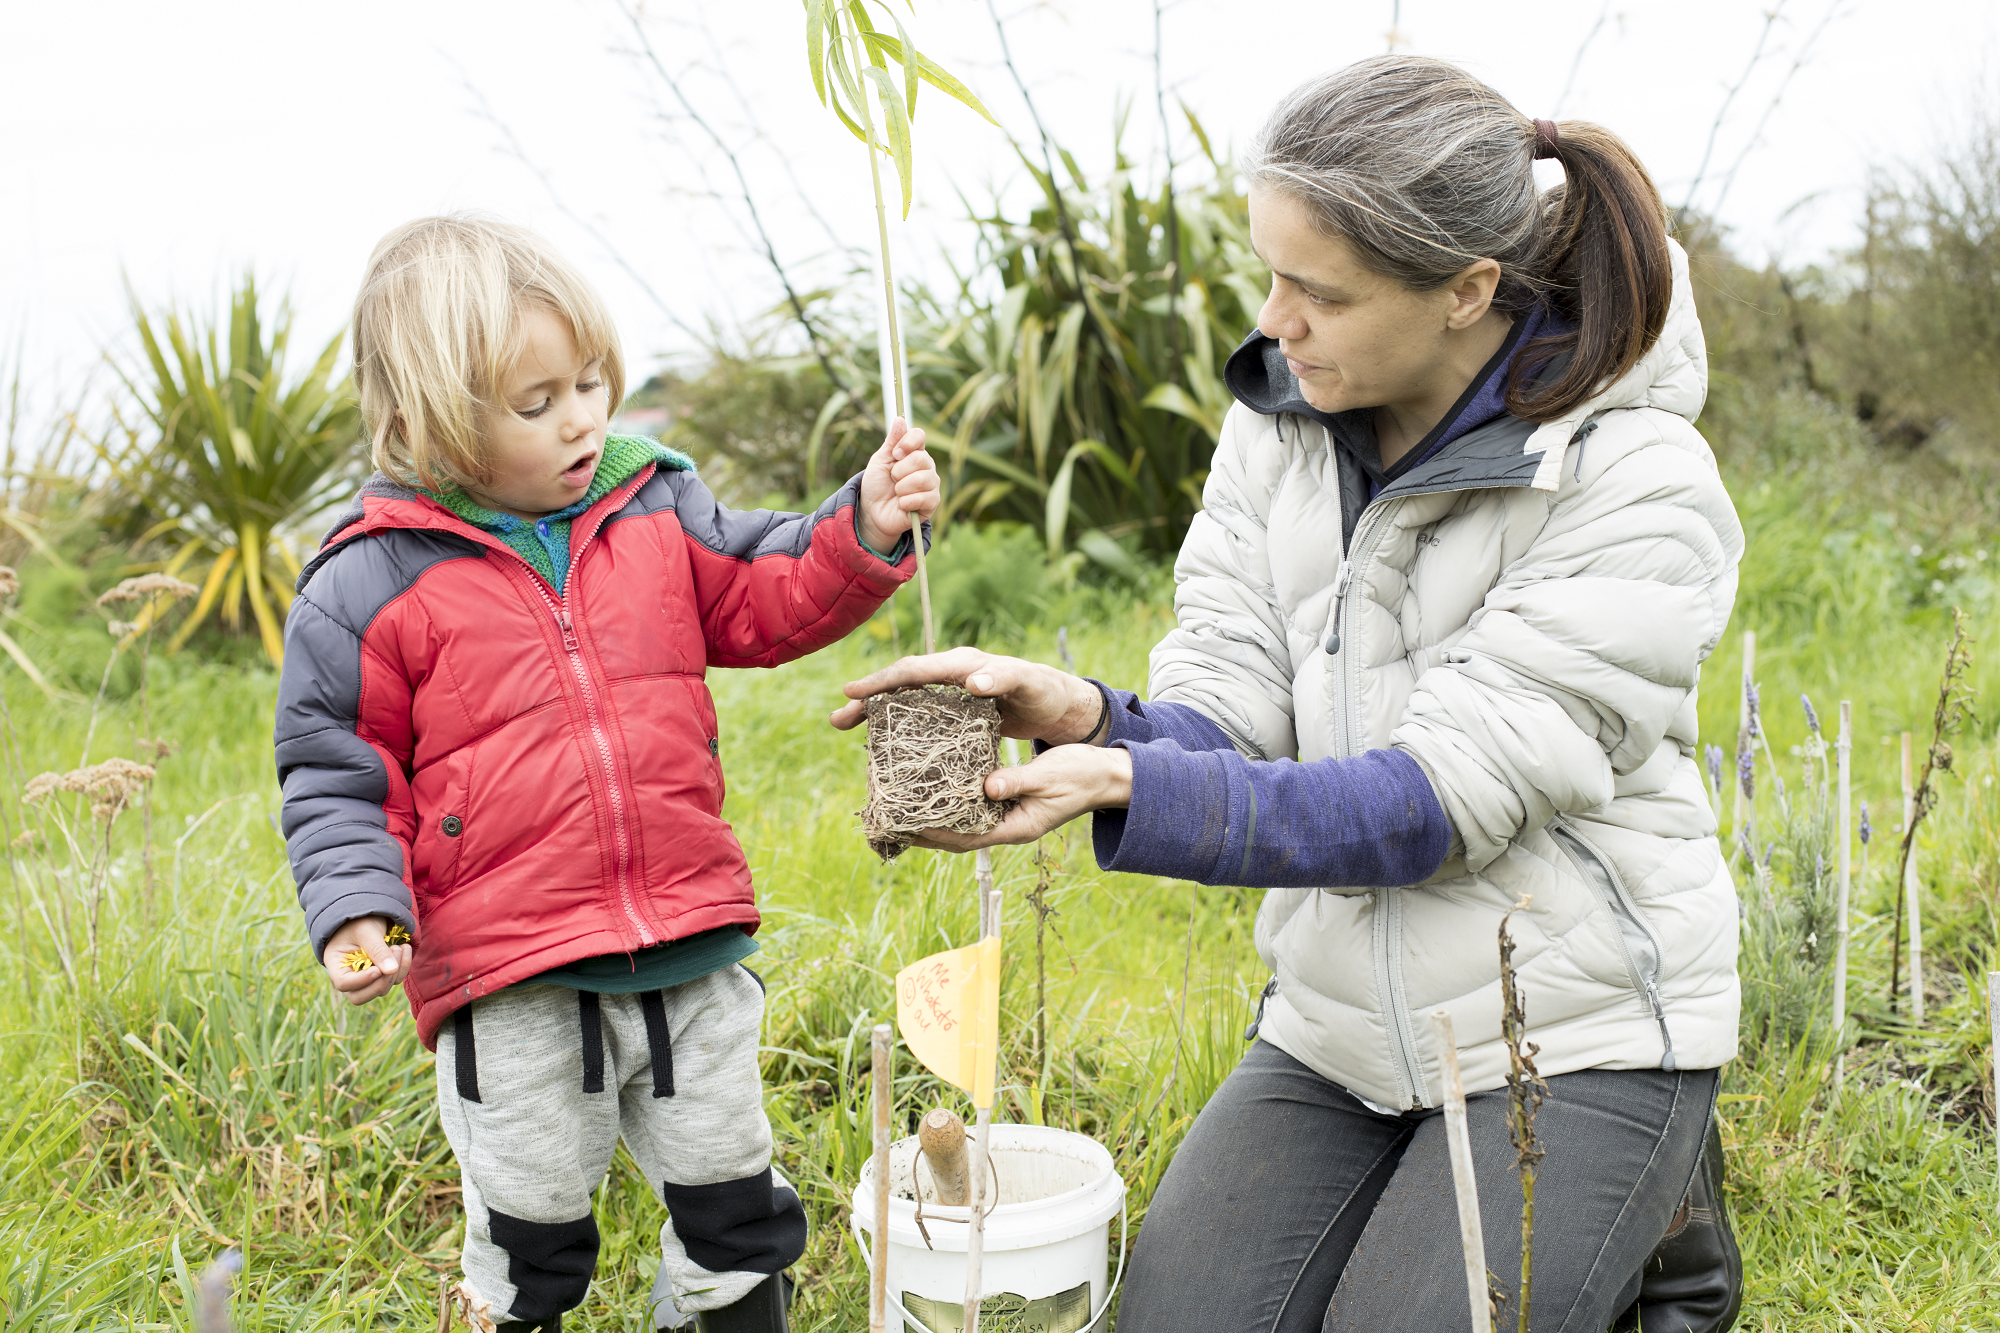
835, 56, 1743, 1332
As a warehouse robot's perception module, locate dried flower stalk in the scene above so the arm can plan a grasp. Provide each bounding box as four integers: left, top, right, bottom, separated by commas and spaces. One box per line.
1498, 895, 1546, 1333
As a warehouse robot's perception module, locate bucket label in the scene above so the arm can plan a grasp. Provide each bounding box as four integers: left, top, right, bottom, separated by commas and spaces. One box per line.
903, 1280, 1092, 1333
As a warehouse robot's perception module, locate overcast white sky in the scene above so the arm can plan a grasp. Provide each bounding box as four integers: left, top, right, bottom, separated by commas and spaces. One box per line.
3, 0, 1996, 410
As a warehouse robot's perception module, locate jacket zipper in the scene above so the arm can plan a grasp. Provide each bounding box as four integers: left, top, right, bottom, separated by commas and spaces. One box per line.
407, 468, 661, 949
1327, 489, 1431, 1108
530, 572, 654, 949
1376, 887, 1429, 1109
1548, 817, 1676, 1070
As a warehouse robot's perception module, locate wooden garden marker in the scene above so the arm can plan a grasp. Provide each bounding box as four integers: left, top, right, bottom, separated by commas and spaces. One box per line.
1832, 701, 1852, 1068
1903, 732, 1926, 1022
1735, 630, 1755, 862
871, 1023, 893, 1333
1989, 971, 2000, 1220
1432, 1010, 1492, 1333
964, 852, 1002, 1333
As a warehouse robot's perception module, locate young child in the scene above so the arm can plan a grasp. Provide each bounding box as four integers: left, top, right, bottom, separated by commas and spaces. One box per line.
276, 215, 938, 1332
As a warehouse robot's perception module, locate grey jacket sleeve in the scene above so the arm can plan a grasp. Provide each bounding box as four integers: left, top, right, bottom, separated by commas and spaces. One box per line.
275, 568, 418, 962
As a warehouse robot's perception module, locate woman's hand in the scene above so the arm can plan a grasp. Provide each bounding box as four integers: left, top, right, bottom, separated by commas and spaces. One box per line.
320, 915, 413, 1006
857, 418, 940, 554
830, 647, 1108, 745
906, 743, 1133, 850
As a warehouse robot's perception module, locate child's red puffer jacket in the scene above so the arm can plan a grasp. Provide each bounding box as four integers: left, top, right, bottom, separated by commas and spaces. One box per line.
276, 460, 913, 1048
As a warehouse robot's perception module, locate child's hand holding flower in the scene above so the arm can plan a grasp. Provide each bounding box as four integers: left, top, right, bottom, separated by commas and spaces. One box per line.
321, 915, 414, 1005
857, 418, 940, 555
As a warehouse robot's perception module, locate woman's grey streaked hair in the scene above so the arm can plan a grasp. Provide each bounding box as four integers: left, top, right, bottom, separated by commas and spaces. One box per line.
1247, 54, 1549, 312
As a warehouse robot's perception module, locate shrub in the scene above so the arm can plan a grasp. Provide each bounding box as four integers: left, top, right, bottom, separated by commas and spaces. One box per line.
106, 275, 362, 665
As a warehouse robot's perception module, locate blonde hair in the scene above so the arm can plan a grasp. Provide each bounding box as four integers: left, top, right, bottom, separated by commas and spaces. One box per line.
352, 215, 626, 489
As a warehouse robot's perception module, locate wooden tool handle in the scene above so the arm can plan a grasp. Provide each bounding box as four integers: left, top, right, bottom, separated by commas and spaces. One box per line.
918, 1107, 971, 1205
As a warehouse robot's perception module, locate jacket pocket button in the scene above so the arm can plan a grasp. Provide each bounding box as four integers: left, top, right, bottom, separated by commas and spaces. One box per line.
708, 737, 720, 757
441, 815, 463, 837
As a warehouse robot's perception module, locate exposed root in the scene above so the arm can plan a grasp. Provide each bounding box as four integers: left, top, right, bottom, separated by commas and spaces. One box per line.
861, 687, 1011, 859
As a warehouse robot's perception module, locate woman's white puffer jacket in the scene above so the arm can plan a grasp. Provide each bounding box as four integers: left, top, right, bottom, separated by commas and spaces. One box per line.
1152, 243, 1743, 1108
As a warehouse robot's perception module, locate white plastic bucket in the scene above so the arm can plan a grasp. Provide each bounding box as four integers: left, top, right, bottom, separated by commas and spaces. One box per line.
851, 1124, 1127, 1333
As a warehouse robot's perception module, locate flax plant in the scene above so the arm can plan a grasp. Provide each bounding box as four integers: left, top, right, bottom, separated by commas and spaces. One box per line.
107, 276, 361, 665
923, 128, 1267, 563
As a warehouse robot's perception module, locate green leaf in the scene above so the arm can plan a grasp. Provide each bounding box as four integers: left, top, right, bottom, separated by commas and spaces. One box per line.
1142, 381, 1224, 441
1044, 438, 1112, 559
863, 65, 915, 218
913, 50, 999, 125
890, 11, 919, 116
804, 389, 851, 495
806, 0, 830, 105
1077, 529, 1144, 582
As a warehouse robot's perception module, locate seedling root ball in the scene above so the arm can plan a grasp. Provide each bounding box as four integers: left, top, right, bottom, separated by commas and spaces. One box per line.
862, 686, 1011, 859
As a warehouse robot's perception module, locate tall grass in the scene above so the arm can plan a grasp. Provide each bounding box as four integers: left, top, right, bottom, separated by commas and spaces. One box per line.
3, 395, 2000, 1326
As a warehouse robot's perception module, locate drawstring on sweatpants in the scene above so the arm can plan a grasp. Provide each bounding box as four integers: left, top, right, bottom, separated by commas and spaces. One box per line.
639, 990, 676, 1098
455, 1005, 482, 1102
579, 991, 606, 1094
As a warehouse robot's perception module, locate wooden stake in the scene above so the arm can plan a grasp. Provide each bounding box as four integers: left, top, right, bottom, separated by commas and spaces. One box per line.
1735, 630, 1755, 863
1989, 971, 2000, 1220
1432, 1011, 1493, 1333
918, 1108, 971, 1206
1832, 702, 1852, 1062
871, 1024, 893, 1333
964, 855, 1001, 1333
1904, 732, 1926, 1022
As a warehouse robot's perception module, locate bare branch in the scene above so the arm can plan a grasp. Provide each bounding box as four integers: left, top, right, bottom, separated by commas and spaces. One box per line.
612, 0, 879, 429
1708, 1, 1848, 223
1551, 3, 1614, 119
457, 74, 708, 346
1679, 2, 1787, 224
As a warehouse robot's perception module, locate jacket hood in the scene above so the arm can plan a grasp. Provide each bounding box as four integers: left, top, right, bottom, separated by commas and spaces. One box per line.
1222, 239, 1707, 495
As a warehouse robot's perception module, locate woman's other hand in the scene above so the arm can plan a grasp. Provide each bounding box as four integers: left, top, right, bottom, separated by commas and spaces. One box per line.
908, 743, 1133, 850
831, 647, 1108, 744
856, 417, 940, 554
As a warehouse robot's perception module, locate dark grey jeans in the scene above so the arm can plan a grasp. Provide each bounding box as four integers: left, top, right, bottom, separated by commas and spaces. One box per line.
1116, 1042, 1717, 1333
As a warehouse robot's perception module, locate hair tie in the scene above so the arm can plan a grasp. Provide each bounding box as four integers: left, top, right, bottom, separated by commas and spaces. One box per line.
1533, 119, 1561, 160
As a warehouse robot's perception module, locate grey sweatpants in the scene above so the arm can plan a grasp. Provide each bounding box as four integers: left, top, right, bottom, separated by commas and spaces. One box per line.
435, 968, 806, 1327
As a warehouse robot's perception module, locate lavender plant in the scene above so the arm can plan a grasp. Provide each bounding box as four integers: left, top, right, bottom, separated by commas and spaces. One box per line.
1737, 691, 1843, 1058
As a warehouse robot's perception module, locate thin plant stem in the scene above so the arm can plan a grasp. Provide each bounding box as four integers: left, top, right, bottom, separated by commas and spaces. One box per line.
77, 640, 120, 769
1151, 0, 1181, 385
842, 12, 934, 654
1498, 896, 1545, 1333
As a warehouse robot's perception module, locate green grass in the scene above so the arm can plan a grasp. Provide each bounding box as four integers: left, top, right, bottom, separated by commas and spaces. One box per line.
4, 431, 2000, 1329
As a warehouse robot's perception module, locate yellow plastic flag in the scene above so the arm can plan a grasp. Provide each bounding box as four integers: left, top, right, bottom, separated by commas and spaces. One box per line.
896, 936, 1001, 1109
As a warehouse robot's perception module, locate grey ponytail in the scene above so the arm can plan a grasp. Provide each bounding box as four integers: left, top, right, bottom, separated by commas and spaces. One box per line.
1248, 54, 1673, 422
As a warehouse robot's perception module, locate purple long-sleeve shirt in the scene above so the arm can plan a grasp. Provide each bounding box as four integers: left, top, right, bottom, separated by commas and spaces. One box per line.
1082, 684, 1452, 888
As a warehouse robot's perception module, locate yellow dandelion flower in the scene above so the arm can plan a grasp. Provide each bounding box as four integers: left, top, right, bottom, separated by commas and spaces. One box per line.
341, 948, 375, 973
385, 924, 412, 947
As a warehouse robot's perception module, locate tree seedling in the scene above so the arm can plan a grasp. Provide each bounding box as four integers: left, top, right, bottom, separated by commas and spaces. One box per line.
802, 2, 1013, 854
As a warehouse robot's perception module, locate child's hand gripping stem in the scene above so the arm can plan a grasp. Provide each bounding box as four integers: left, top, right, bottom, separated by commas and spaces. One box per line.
857, 418, 939, 650
320, 915, 414, 1005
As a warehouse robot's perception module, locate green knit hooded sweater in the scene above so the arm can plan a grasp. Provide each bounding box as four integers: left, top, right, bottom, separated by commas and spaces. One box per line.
420, 434, 694, 594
